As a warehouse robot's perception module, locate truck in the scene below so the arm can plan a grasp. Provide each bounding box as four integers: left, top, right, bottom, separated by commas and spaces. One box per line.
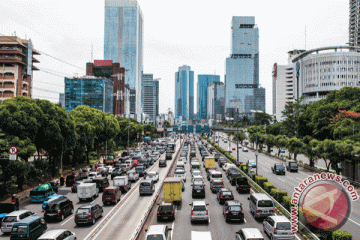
113, 176, 132, 192
77, 183, 99, 201
163, 177, 182, 204
204, 156, 215, 170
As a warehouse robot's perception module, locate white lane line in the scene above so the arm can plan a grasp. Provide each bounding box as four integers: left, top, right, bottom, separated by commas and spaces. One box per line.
348, 218, 360, 227
61, 216, 74, 226
296, 177, 303, 182
171, 221, 175, 239
262, 170, 270, 173
278, 178, 285, 183
243, 218, 247, 223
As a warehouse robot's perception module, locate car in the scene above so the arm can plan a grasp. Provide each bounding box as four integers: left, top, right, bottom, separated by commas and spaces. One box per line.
178, 157, 187, 164
232, 147, 236, 151
42, 194, 66, 210
271, 163, 286, 175
279, 148, 286, 153
227, 169, 242, 185
190, 201, 209, 224
235, 228, 265, 240
286, 160, 298, 172
44, 198, 74, 222
223, 200, 244, 222
174, 169, 186, 182
145, 225, 172, 240
217, 188, 234, 204
210, 179, 225, 193
74, 204, 103, 226
192, 175, 204, 184
242, 147, 249, 152
263, 215, 295, 240
157, 201, 175, 221
111, 168, 125, 179
49, 180, 59, 193
191, 170, 202, 181
1, 210, 36, 234
192, 182, 205, 198
236, 177, 251, 193
145, 171, 159, 183
38, 229, 76, 240
159, 159, 167, 167
66, 174, 81, 187
88, 172, 101, 181
218, 158, 227, 168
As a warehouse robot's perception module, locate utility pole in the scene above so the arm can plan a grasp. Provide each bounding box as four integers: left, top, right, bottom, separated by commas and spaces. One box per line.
255, 132, 258, 175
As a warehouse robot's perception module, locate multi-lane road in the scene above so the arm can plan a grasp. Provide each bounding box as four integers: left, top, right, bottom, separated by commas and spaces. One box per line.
137, 138, 303, 240
215, 132, 360, 239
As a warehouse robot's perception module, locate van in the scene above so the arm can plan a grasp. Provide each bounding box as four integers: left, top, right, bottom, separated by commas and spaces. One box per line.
139, 179, 155, 196
92, 177, 109, 192
176, 162, 185, 170
10, 216, 47, 240
209, 171, 223, 182
102, 186, 121, 205
191, 231, 212, 240
1, 210, 35, 233
127, 170, 139, 182
235, 228, 264, 240
44, 198, 74, 221
145, 225, 172, 240
248, 193, 275, 219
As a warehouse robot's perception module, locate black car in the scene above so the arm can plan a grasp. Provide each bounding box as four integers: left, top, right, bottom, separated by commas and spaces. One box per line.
44, 198, 74, 221
159, 159, 167, 168
49, 180, 59, 193
272, 163, 286, 175
192, 182, 205, 198
210, 179, 224, 193
157, 201, 175, 221
165, 152, 172, 160
236, 177, 251, 193
66, 174, 81, 187
74, 204, 103, 226
111, 168, 124, 180
227, 169, 242, 186
92, 177, 110, 192
223, 200, 244, 222
217, 188, 234, 204
218, 158, 227, 168
190, 151, 196, 158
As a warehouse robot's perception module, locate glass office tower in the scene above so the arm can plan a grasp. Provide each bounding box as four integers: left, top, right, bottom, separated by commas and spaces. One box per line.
225, 16, 265, 117
175, 65, 194, 121
64, 77, 113, 114
142, 74, 156, 124
104, 0, 143, 121
197, 74, 220, 120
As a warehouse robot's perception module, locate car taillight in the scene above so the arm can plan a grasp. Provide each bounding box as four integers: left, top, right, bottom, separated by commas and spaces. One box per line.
221, 186, 224, 188
75, 215, 79, 218
274, 228, 277, 234
206, 210, 208, 215
226, 210, 229, 214
256, 210, 262, 213
171, 210, 174, 214
220, 195, 224, 198
270, 209, 276, 213
192, 189, 194, 192
230, 195, 234, 198
57, 210, 61, 214
157, 211, 160, 215
191, 210, 193, 215
241, 210, 244, 213
86, 214, 92, 218
43, 210, 46, 214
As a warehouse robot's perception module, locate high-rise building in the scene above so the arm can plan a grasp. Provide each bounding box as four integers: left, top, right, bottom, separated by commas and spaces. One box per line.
59, 93, 65, 107
104, 0, 143, 121
350, 0, 360, 47
225, 17, 265, 117
64, 76, 113, 113
197, 74, 220, 120
154, 78, 159, 117
207, 82, 225, 121
86, 60, 128, 117
142, 74, 157, 124
175, 65, 194, 121
0, 36, 40, 103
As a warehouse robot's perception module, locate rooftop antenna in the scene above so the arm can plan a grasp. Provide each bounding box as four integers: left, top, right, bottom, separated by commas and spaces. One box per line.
91, 45, 93, 63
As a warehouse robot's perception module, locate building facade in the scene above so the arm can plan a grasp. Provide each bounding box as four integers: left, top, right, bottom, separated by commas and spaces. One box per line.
104, 0, 143, 121
0, 36, 40, 103
225, 16, 265, 117
64, 76, 113, 114
207, 82, 225, 121
59, 93, 65, 107
197, 74, 220, 120
154, 78, 159, 117
175, 65, 194, 121
349, 0, 360, 47
273, 46, 360, 120
86, 60, 127, 117
142, 74, 157, 124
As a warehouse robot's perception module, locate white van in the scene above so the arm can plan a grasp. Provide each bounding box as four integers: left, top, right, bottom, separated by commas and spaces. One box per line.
145, 225, 172, 240
209, 171, 223, 182
248, 193, 275, 219
176, 162, 185, 170
191, 231, 212, 240
77, 183, 99, 201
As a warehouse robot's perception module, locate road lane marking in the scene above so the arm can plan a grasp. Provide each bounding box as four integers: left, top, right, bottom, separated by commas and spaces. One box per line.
278, 178, 285, 183
296, 177, 303, 182
244, 218, 247, 223
348, 218, 360, 227
171, 221, 175, 240
262, 170, 270, 173
61, 216, 74, 226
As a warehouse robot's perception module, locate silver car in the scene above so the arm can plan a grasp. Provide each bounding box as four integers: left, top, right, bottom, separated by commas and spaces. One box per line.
190, 201, 209, 223
263, 216, 295, 240
1, 210, 35, 233
38, 229, 76, 240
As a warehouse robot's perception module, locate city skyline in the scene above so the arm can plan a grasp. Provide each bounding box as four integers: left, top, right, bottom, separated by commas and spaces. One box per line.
0, 0, 348, 115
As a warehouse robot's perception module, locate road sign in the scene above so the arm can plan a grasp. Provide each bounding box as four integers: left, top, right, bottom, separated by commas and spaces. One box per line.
9, 154, 16, 161
9, 146, 17, 154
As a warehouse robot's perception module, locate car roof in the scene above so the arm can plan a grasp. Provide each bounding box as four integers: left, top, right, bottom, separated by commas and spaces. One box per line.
159, 201, 173, 206
147, 225, 167, 234
226, 200, 241, 206
78, 204, 96, 209
5, 210, 32, 216
16, 215, 41, 224
240, 228, 263, 238
38, 229, 69, 238
219, 188, 230, 192
269, 215, 290, 222
192, 201, 206, 206
212, 179, 224, 183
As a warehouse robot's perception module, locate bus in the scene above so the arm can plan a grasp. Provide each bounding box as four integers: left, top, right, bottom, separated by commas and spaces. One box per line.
30, 183, 55, 203
166, 142, 176, 153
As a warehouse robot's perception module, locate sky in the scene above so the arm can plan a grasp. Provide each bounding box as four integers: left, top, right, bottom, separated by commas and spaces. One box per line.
0, 0, 349, 115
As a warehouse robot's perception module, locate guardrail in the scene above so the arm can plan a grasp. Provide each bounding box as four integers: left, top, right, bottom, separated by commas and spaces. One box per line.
130, 137, 185, 240
203, 136, 320, 240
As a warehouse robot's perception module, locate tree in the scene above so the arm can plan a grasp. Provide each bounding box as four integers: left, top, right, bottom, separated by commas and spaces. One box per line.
264, 134, 276, 153
253, 112, 272, 126
281, 97, 305, 137
314, 139, 333, 171
275, 135, 288, 157
247, 125, 265, 148
6, 136, 36, 162
301, 136, 318, 167
233, 131, 246, 145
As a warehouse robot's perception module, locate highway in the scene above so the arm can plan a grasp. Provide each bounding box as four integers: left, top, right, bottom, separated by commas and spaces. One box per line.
215, 132, 360, 239
137, 137, 303, 240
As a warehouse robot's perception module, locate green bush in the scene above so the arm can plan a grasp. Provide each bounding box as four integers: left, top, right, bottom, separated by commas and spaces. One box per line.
275, 191, 288, 203
251, 172, 256, 180
282, 196, 292, 212
332, 230, 352, 240
255, 175, 268, 188
263, 182, 274, 193
270, 188, 280, 199
240, 164, 246, 171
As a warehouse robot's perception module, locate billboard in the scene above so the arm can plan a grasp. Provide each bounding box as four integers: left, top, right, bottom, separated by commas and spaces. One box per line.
156, 116, 165, 132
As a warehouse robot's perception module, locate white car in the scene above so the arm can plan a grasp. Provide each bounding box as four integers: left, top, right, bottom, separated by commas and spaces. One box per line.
174, 169, 186, 182
192, 175, 204, 184
191, 170, 202, 181
107, 166, 115, 173
242, 147, 249, 152
179, 157, 187, 164
88, 172, 101, 181
227, 147, 232, 153
38, 229, 76, 240
145, 171, 159, 183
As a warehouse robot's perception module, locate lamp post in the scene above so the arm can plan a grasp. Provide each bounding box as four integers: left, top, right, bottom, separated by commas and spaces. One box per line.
127, 122, 130, 149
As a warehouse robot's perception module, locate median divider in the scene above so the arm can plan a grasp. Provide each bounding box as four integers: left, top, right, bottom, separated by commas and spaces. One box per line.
202, 135, 320, 240
130, 137, 185, 240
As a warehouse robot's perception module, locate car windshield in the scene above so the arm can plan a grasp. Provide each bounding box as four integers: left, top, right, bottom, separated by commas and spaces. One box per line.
3, 216, 17, 222
213, 181, 224, 186
104, 190, 114, 195
222, 191, 232, 195
277, 222, 291, 230
237, 178, 248, 185
146, 235, 164, 240
258, 200, 274, 207
159, 206, 173, 211
232, 173, 241, 177
193, 206, 206, 211
141, 182, 150, 187
45, 204, 58, 211
229, 206, 242, 211
89, 174, 96, 177
290, 163, 298, 167
77, 208, 90, 214
277, 165, 285, 169
194, 185, 204, 189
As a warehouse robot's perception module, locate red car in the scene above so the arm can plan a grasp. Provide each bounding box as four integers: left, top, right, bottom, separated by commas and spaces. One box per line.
232, 147, 236, 151
132, 159, 139, 167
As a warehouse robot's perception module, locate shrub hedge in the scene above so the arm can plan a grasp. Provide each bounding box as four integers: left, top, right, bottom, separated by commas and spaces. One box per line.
332, 230, 352, 240
282, 196, 292, 212
263, 182, 274, 193
270, 188, 281, 199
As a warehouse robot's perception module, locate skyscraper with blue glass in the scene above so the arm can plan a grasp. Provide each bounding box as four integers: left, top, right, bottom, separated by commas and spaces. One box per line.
225, 16, 265, 117
175, 65, 194, 121
104, 0, 143, 121
197, 75, 220, 120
